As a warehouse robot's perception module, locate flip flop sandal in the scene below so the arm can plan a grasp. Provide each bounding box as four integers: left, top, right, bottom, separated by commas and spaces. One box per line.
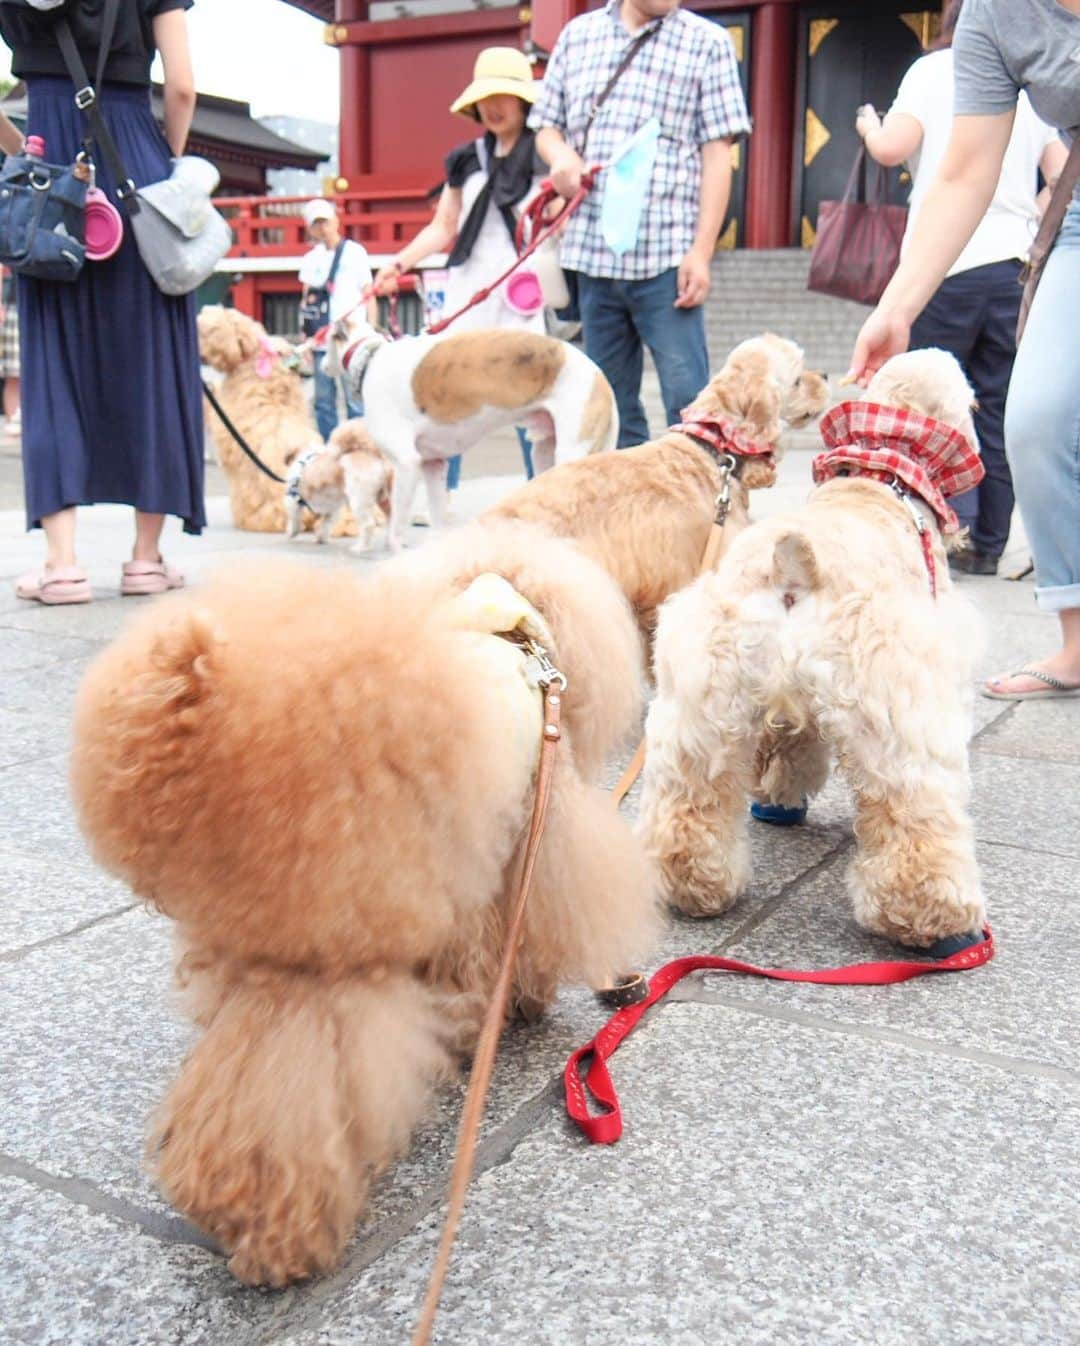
982, 667, 1080, 701
15, 566, 92, 605
120, 559, 185, 597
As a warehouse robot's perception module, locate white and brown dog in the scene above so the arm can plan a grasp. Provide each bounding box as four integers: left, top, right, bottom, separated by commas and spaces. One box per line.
283, 418, 392, 552
326, 315, 617, 550
638, 349, 988, 951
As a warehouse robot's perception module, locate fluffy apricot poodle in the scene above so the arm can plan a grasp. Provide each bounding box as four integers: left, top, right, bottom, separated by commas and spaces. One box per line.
199, 304, 325, 533
70, 522, 658, 1286
638, 349, 987, 949
488, 334, 829, 638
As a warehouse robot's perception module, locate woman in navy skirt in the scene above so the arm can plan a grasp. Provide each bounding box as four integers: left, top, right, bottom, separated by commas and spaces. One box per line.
0, 0, 203, 605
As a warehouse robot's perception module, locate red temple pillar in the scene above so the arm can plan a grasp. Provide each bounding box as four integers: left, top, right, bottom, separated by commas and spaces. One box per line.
745, 2, 796, 248
335, 0, 370, 188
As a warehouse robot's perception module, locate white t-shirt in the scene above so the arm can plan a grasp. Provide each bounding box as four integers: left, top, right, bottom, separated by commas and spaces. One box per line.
298, 239, 373, 324
444, 161, 547, 335
890, 48, 1058, 276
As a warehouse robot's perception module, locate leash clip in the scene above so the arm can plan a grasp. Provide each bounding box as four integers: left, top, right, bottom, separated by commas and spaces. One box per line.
523, 638, 567, 692
713, 452, 737, 525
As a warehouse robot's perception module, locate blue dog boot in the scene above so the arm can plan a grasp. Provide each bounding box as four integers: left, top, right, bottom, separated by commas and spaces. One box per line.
923, 928, 986, 960
750, 798, 808, 827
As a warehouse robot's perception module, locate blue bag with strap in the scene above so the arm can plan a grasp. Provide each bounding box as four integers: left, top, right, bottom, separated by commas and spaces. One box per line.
0, 149, 87, 282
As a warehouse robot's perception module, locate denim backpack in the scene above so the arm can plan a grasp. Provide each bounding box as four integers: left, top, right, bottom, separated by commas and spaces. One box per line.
0, 151, 87, 282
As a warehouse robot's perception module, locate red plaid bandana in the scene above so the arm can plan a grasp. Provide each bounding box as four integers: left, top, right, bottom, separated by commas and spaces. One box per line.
675, 411, 775, 460
812, 401, 984, 534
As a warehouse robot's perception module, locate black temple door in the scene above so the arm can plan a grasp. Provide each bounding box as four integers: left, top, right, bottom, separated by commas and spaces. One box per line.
794, 4, 942, 248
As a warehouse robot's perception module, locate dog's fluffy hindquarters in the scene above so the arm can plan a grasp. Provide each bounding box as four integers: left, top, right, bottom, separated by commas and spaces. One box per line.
639, 350, 987, 949
71, 529, 657, 1285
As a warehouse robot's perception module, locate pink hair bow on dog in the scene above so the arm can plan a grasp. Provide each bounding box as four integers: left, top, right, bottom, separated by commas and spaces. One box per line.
255, 335, 280, 380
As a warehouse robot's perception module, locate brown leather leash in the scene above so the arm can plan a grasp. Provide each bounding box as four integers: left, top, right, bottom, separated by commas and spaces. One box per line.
410, 646, 565, 1346
611, 447, 743, 810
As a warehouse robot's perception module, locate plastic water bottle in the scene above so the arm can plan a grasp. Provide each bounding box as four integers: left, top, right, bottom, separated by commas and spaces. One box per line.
24, 135, 45, 159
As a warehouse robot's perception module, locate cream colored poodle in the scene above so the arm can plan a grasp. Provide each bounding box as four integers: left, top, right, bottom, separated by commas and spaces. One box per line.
487, 334, 829, 640
638, 349, 987, 949
283, 418, 391, 552
70, 522, 658, 1287
199, 305, 324, 533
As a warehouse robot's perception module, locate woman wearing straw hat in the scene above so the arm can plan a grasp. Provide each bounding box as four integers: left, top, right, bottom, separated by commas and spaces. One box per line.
375, 47, 550, 486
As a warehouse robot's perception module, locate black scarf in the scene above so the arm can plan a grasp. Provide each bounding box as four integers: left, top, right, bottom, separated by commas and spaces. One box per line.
447, 129, 538, 269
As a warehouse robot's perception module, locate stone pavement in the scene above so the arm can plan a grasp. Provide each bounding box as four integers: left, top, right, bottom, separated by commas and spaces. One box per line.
1, 425, 1078, 1346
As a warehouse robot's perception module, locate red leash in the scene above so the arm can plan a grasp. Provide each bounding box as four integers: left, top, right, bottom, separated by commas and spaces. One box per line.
425, 167, 601, 336
565, 927, 994, 1145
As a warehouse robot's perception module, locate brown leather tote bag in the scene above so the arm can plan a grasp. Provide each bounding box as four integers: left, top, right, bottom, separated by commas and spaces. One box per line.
1017, 131, 1080, 344
807, 148, 908, 306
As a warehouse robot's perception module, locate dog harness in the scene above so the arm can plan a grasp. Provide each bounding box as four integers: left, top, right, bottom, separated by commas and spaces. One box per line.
341, 333, 389, 399
284, 446, 322, 505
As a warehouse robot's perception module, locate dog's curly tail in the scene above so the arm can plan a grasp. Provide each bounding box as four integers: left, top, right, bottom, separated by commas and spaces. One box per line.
771, 530, 821, 600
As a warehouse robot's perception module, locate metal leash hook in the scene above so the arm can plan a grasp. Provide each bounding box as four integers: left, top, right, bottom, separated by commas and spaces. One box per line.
712, 452, 737, 525
522, 637, 568, 693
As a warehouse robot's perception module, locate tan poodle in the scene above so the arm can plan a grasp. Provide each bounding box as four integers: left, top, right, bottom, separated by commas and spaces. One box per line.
283, 418, 391, 552
487, 334, 829, 640
70, 522, 658, 1287
199, 305, 324, 533
637, 348, 987, 950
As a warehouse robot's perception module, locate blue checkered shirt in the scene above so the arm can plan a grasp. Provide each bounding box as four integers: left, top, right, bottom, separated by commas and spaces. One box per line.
529, 0, 750, 279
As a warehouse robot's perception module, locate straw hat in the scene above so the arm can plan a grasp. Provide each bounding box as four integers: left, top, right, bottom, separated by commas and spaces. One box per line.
449, 47, 538, 120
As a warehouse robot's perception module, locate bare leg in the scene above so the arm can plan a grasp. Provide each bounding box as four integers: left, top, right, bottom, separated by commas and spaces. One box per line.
133, 511, 166, 562
41, 507, 78, 568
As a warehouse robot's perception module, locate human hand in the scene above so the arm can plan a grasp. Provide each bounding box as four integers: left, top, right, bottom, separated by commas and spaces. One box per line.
372, 262, 402, 298
675, 248, 711, 309
855, 104, 881, 141
548, 148, 585, 200
847, 307, 911, 386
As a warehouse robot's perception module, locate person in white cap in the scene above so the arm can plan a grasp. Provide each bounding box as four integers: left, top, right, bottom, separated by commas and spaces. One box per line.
298, 198, 373, 440
373, 47, 547, 486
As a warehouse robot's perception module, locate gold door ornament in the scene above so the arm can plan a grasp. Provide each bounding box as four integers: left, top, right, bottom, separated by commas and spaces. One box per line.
809, 18, 838, 58
804, 107, 831, 168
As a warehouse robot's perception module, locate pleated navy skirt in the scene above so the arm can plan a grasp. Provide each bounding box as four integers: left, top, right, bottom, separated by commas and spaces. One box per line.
18, 77, 205, 534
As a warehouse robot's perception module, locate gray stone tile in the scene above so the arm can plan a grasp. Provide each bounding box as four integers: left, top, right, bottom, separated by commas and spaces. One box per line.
0, 845, 134, 954
0, 708, 73, 769
688, 841, 1079, 1071
0, 656, 87, 716
283, 1011, 1080, 1346
0, 624, 100, 672
0, 752, 90, 863
0, 1175, 283, 1346
968, 753, 1080, 859
976, 698, 1080, 765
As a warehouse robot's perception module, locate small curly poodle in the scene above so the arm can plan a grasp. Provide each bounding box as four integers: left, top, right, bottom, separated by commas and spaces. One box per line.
70, 522, 658, 1286
637, 349, 987, 949
199, 305, 324, 534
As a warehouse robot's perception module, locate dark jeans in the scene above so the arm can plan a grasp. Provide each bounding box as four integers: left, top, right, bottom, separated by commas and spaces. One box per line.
577, 268, 710, 448
909, 258, 1022, 557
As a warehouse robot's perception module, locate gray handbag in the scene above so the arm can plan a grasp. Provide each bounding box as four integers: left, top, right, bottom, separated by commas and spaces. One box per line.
128, 156, 233, 296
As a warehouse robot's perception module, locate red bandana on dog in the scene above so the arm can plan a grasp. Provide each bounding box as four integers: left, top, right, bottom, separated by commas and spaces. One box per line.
674, 411, 775, 461
812, 402, 984, 534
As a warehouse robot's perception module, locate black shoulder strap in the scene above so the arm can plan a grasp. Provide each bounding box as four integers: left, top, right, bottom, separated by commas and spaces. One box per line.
54, 0, 139, 213
581, 21, 662, 154
326, 239, 346, 289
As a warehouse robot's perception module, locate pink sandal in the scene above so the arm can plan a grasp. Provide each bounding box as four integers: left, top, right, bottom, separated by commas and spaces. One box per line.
120, 559, 185, 597
15, 565, 93, 605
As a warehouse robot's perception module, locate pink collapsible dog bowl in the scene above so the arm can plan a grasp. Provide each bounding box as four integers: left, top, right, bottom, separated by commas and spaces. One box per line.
504, 268, 544, 316
84, 187, 124, 262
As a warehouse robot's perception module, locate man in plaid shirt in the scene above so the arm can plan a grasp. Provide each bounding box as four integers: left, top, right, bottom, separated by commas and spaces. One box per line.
531, 0, 750, 446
